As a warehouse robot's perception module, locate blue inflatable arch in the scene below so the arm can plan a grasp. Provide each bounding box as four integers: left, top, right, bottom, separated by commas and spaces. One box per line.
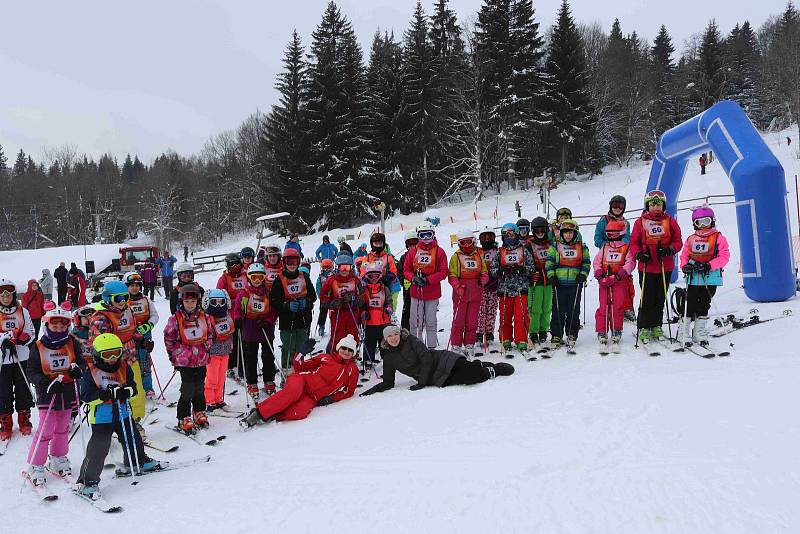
647, 99, 795, 302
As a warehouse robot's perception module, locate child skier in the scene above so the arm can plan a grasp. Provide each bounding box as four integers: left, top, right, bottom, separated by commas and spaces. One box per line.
402, 223, 449, 349
25, 306, 85, 486
203, 289, 235, 411
476, 228, 499, 348
320, 254, 362, 353
490, 223, 534, 354
125, 272, 159, 401
262, 244, 284, 288
593, 220, 635, 351
76, 333, 166, 500
448, 229, 489, 357
594, 195, 636, 321
0, 279, 38, 440
315, 259, 335, 337
232, 262, 279, 400
358, 232, 401, 311
679, 206, 730, 347
271, 248, 317, 369
163, 283, 215, 433
545, 219, 591, 349
170, 263, 204, 315
527, 217, 554, 346
360, 262, 393, 366
239, 336, 359, 428
550, 207, 573, 241
629, 190, 683, 343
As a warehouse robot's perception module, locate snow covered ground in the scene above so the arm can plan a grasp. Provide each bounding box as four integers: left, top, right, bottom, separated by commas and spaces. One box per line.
2, 127, 800, 533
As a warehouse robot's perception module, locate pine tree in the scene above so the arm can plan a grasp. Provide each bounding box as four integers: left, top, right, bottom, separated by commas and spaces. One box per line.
122, 154, 135, 182
13, 149, 26, 177
763, 2, 800, 134
0, 144, 7, 178
695, 19, 726, 110
725, 22, 763, 123
545, 0, 596, 177
650, 25, 677, 141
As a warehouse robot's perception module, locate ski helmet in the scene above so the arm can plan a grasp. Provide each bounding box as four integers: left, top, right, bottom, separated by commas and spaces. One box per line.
605, 220, 626, 240
501, 223, 519, 247
43, 306, 72, 326
691, 206, 716, 229
416, 222, 435, 244
175, 262, 194, 277
283, 248, 301, 267
240, 247, 255, 259
92, 333, 124, 370
43, 306, 72, 342
321, 258, 334, 271
246, 262, 267, 280
0, 279, 17, 300
644, 190, 666, 209
178, 283, 201, 302
370, 232, 386, 252
531, 217, 548, 231
101, 280, 129, 305
609, 195, 626, 212
73, 304, 96, 328
337, 235, 346, 244
202, 288, 231, 312
556, 207, 572, 221
124, 272, 143, 286
404, 229, 418, 245
361, 261, 383, 284
501, 223, 519, 235
559, 219, 579, 242
225, 253, 242, 269
456, 229, 475, 252
335, 254, 353, 274
516, 218, 531, 237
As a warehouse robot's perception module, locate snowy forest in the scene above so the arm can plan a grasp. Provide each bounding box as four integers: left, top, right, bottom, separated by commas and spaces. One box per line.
1, 0, 799, 248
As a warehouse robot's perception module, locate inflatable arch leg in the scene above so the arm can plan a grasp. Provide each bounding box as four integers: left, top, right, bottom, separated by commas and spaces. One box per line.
647, 99, 795, 302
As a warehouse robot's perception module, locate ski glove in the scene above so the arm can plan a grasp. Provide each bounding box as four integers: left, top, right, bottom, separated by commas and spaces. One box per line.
615, 268, 628, 280
289, 300, 305, 313
409, 383, 425, 391
681, 263, 696, 275
1, 338, 17, 358
68, 363, 83, 379
599, 276, 616, 288
694, 262, 711, 275
297, 338, 316, 357
412, 274, 428, 287
316, 396, 333, 407
15, 332, 31, 345
137, 322, 153, 335
359, 382, 390, 396
47, 377, 64, 395
384, 306, 393, 317
99, 385, 116, 402
635, 252, 651, 264
114, 386, 134, 401
403, 279, 412, 291
657, 246, 675, 258
575, 273, 587, 285
548, 276, 559, 287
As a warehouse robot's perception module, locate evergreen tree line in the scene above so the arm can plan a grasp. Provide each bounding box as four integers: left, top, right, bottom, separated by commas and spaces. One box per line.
2, 0, 800, 246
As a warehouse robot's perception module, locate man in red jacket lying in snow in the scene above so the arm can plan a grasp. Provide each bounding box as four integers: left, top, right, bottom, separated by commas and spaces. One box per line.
240, 335, 360, 427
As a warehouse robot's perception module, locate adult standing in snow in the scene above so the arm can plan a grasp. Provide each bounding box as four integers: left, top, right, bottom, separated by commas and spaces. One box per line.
398, 230, 419, 331
39, 269, 53, 302
699, 154, 707, 175
54, 262, 68, 304
156, 251, 177, 301
338, 236, 353, 257
403, 223, 448, 349
629, 190, 683, 344
353, 243, 368, 263
21, 280, 45, 338
315, 235, 338, 262
239, 336, 359, 428
594, 195, 636, 322
359, 325, 514, 396
68, 263, 87, 308
183, 244, 189, 262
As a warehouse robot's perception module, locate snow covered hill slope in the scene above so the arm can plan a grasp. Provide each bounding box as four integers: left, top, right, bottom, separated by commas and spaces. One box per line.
0, 243, 125, 289
3, 127, 800, 533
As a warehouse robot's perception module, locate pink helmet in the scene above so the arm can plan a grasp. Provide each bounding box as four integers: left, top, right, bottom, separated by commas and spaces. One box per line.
691, 206, 715, 220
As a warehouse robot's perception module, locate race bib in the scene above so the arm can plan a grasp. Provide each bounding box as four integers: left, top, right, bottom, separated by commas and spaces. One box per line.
183, 325, 204, 341
47, 352, 70, 372
117, 315, 132, 329
250, 298, 265, 312
215, 321, 232, 336
505, 253, 519, 263
369, 297, 381, 308
692, 242, 711, 253
232, 279, 245, 290
129, 302, 146, 315
464, 258, 478, 270
1, 318, 17, 332
416, 254, 432, 266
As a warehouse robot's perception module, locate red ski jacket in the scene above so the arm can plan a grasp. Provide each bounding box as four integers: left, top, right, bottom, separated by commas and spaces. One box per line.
293, 352, 359, 402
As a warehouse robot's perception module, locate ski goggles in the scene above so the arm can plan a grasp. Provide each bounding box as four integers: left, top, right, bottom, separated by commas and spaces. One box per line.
532, 227, 547, 235
181, 292, 200, 301
247, 273, 266, 283
283, 257, 301, 267
518, 226, 530, 237
610, 202, 625, 210
693, 216, 713, 228
363, 272, 382, 284
76, 306, 95, 319
126, 274, 143, 285
560, 222, 578, 232
645, 190, 666, 205
0, 285, 15, 297
417, 231, 434, 241
337, 264, 352, 273
98, 347, 124, 362
177, 271, 194, 279
110, 294, 129, 304
502, 229, 517, 238
208, 297, 227, 307
458, 237, 475, 247
47, 317, 71, 328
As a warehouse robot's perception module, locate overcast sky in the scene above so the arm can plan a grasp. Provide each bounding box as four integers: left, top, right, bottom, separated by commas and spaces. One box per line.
0, 0, 786, 164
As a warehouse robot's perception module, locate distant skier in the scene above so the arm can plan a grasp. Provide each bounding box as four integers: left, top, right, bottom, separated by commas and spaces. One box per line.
699, 154, 707, 175
156, 251, 177, 301
679, 206, 730, 347
54, 262, 68, 304
39, 269, 53, 302
21, 279, 45, 338
315, 235, 338, 262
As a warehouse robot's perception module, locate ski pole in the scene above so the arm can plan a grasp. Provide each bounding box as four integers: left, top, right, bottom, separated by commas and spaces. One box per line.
116, 400, 137, 478
660, 257, 674, 341
680, 274, 691, 349
237, 333, 250, 409
552, 284, 563, 345
569, 283, 582, 342
447, 291, 463, 352
582, 283, 587, 327
13, 353, 37, 402
634, 271, 646, 349
74, 381, 87, 457
25, 393, 57, 466
124, 399, 142, 476
149, 353, 166, 401
607, 284, 613, 337
160, 369, 178, 401
68, 408, 88, 444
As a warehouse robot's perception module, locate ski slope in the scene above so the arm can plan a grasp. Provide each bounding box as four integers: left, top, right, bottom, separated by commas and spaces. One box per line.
2, 128, 800, 533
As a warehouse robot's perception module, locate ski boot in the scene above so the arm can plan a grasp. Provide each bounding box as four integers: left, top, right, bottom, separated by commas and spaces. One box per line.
637, 328, 651, 344
651, 326, 666, 342
193, 411, 209, 429
597, 333, 608, 347
263, 382, 276, 396
28, 465, 47, 486
624, 309, 637, 322
239, 408, 264, 429
178, 416, 195, 434
0, 413, 12, 440
610, 331, 621, 353
694, 316, 709, 348
502, 340, 513, 352
516, 342, 528, 353
17, 409, 32, 436
485, 333, 494, 343
48, 455, 72, 477
75, 483, 101, 500
247, 384, 260, 402
549, 336, 561, 350
206, 403, 220, 412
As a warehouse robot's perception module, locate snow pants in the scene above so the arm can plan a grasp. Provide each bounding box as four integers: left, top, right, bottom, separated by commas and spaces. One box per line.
450, 283, 481, 348
78, 416, 147, 486
410, 298, 439, 348
176, 366, 206, 419
477, 290, 499, 338
442, 357, 491, 386
205, 354, 229, 406
595, 281, 628, 334
364, 324, 387, 364
637, 271, 671, 330
551, 284, 581, 340
136, 341, 153, 393
499, 294, 529, 345
129, 360, 146, 421
255, 373, 316, 422
327, 306, 360, 354
280, 327, 310, 369
685, 285, 716, 318
528, 284, 553, 336
28, 407, 71, 466
242, 340, 277, 386
624, 276, 635, 312
0, 361, 34, 414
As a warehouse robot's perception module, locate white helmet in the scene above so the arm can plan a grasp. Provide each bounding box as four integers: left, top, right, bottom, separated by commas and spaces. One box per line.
175, 262, 194, 275
0, 279, 17, 296
336, 334, 358, 352
416, 222, 435, 235
337, 235, 346, 244
43, 306, 73, 325
263, 243, 282, 256
404, 229, 417, 241
456, 229, 474, 241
